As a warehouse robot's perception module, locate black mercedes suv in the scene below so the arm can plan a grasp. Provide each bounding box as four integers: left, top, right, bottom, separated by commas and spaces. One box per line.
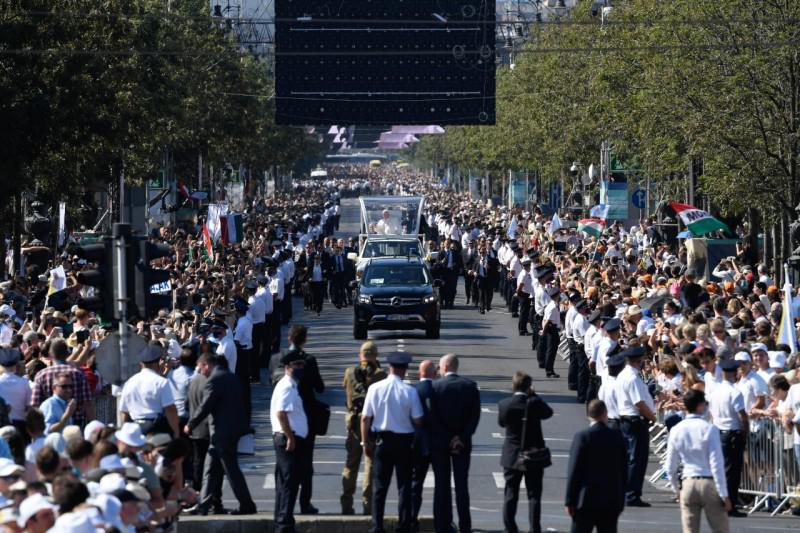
352, 257, 441, 339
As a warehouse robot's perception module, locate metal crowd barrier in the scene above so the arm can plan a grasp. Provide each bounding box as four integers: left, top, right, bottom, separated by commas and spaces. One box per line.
648, 414, 800, 516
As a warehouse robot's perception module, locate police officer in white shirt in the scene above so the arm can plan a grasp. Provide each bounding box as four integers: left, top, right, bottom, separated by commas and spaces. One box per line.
209, 320, 237, 374
616, 346, 656, 507
256, 274, 275, 363
563, 292, 580, 390
271, 349, 310, 532
540, 285, 562, 378
666, 389, 731, 532
571, 300, 591, 402
708, 359, 749, 517
734, 351, 767, 432
267, 259, 284, 353
516, 258, 533, 336
594, 319, 622, 384
361, 351, 423, 533
582, 310, 603, 403
598, 354, 625, 430
532, 263, 555, 366
233, 298, 254, 424
119, 344, 179, 438
0, 348, 31, 434
245, 280, 267, 383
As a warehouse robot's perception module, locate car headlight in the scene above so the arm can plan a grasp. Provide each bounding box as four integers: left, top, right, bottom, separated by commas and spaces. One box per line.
423, 295, 437, 304
358, 294, 372, 304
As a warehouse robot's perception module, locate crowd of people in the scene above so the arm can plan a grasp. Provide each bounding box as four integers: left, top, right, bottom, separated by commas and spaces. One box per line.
1, 162, 800, 532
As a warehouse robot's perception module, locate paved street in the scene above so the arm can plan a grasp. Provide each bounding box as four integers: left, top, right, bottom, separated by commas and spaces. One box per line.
219, 199, 796, 532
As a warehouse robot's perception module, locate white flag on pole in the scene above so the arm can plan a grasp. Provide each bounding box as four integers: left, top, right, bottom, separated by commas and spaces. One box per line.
778, 267, 797, 354
57, 202, 66, 247
506, 215, 518, 239
548, 213, 562, 235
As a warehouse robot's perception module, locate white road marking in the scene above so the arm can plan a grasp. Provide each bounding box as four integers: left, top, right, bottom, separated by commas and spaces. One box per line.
481, 407, 497, 414
491, 432, 503, 439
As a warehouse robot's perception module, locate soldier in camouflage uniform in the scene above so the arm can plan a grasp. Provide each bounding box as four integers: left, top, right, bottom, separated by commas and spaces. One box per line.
340, 341, 387, 515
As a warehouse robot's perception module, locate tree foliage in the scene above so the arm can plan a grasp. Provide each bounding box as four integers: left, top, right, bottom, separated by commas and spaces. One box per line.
0, 0, 314, 213
418, 0, 800, 221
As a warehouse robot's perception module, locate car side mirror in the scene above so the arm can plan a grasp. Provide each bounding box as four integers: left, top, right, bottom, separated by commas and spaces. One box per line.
433, 279, 443, 288
349, 280, 359, 290
347, 252, 357, 261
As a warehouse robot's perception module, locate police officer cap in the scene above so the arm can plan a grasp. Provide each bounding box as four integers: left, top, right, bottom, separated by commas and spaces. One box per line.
575, 299, 589, 311
587, 309, 603, 323
607, 354, 626, 367
139, 345, 164, 364
603, 318, 621, 332
546, 285, 560, 297
719, 359, 740, 372
280, 348, 305, 365
257, 274, 268, 285
526, 248, 540, 258
233, 299, 249, 313
534, 263, 555, 279
244, 279, 258, 290
387, 351, 412, 366
262, 257, 276, 268
0, 348, 20, 367
211, 319, 228, 330
181, 338, 200, 349
509, 242, 519, 250
521, 257, 532, 266
620, 345, 646, 360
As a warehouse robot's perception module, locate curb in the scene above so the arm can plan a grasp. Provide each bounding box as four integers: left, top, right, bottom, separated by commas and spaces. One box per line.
177, 515, 435, 533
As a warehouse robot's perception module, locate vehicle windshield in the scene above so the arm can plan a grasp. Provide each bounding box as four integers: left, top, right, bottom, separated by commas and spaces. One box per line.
362, 240, 420, 258
362, 264, 430, 286
360, 197, 424, 235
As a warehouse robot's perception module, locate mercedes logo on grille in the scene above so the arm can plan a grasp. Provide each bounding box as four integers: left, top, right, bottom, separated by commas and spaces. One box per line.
390, 297, 402, 307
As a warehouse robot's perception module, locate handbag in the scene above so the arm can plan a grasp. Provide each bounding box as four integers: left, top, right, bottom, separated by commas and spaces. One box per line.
311, 399, 331, 436
512, 396, 552, 471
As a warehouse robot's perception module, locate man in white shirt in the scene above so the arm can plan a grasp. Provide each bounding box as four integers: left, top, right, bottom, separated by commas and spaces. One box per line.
0, 348, 31, 432
516, 258, 533, 336
666, 389, 731, 532
616, 346, 656, 507
708, 359, 748, 517
245, 281, 266, 384
271, 349, 310, 531
119, 345, 179, 438
361, 351, 423, 533
540, 286, 562, 379
734, 351, 767, 432
233, 299, 254, 424
598, 354, 625, 430
209, 321, 237, 374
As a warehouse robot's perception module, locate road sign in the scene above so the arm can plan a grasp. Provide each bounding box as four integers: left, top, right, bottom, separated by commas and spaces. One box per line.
95, 332, 148, 385
148, 170, 165, 189
632, 188, 647, 209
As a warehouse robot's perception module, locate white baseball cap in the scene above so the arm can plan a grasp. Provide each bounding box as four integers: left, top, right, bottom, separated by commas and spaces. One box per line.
768, 351, 787, 369
17, 493, 57, 528
750, 342, 768, 354
114, 422, 146, 448
0, 458, 24, 477
734, 351, 752, 362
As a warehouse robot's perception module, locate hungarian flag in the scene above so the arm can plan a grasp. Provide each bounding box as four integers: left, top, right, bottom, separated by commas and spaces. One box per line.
578, 218, 605, 238
201, 224, 215, 262
219, 213, 244, 245
669, 202, 730, 236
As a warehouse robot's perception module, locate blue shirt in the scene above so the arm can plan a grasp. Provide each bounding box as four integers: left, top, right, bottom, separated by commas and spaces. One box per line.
168, 366, 195, 418
40, 395, 71, 433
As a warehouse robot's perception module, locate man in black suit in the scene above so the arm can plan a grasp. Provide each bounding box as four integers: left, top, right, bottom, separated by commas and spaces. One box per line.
565, 400, 627, 533
497, 372, 553, 533
438, 239, 463, 309
287, 325, 325, 515
430, 354, 481, 533
411, 359, 435, 531
462, 239, 478, 306
185, 353, 257, 515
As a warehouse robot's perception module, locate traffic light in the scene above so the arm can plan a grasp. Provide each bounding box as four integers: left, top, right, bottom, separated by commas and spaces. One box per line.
133, 238, 173, 319
73, 238, 115, 322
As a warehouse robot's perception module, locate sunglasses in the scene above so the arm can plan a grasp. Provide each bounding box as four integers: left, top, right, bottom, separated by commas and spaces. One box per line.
57, 383, 74, 389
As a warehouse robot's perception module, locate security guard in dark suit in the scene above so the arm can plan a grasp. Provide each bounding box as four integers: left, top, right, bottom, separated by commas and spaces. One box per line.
498, 372, 553, 533
186, 353, 256, 515
565, 400, 627, 533
411, 360, 435, 531
430, 354, 481, 533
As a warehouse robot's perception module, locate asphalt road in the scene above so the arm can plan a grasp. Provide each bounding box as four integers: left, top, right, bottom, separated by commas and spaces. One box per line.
215, 198, 796, 532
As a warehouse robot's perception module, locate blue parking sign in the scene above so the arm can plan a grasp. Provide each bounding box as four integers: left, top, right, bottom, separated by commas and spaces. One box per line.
632, 189, 647, 209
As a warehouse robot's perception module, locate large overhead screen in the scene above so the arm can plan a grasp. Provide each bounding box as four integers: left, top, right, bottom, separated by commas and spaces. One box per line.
275, 0, 496, 125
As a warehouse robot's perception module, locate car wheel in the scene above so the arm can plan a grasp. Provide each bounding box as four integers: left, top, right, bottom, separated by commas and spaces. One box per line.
353, 323, 368, 340
425, 321, 440, 339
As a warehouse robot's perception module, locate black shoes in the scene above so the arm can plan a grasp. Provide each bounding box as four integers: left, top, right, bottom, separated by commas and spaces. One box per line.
300, 505, 319, 515
519, 331, 529, 336
626, 499, 651, 508
728, 509, 747, 518
229, 507, 257, 515
546, 372, 560, 378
